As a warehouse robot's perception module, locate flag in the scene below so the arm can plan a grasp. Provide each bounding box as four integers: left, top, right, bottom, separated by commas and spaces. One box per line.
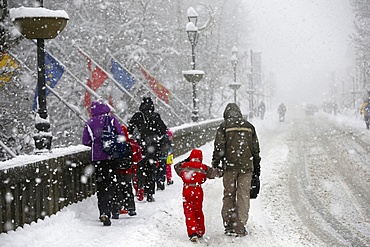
0, 52, 19, 90
111, 59, 136, 91
139, 64, 171, 104
80, 52, 108, 114
33, 52, 65, 111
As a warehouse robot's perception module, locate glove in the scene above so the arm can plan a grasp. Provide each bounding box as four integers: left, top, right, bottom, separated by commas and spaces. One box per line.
253, 163, 260, 177
217, 168, 224, 178
211, 160, 220, 169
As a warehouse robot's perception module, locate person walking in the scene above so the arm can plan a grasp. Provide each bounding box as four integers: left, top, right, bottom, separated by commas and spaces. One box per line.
127, 97, 168, 202
277, 103, 287, 122
82, 100, 124, 226
165, 128, 174, 185
174, 149, 221, 242
211, 103, 261, 237
116, 125, 137, 217
258, 101, 266, 120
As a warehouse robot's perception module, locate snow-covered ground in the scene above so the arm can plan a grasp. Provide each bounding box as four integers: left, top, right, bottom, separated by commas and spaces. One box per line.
1, 105, 370, 247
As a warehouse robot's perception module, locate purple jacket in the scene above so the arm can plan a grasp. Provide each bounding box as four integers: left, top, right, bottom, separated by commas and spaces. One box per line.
82, 101, 124, 161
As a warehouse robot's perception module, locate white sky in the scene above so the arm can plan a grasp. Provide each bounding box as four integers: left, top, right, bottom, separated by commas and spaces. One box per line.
246, 0, 355, 105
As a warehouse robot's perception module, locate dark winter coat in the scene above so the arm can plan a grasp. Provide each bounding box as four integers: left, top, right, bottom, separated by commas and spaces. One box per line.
127, 97, 167, 157
82, 100, 124, 161
212, 103, 261, 173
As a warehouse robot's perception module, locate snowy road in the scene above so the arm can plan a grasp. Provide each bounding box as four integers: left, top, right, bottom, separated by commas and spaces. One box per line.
288, 112, 370, 246
1, 108, 370, 247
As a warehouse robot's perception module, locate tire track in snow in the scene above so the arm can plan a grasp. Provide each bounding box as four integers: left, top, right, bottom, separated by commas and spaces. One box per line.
289, 115, 370, 246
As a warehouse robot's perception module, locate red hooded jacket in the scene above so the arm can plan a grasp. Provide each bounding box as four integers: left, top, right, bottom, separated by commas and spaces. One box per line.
175, 149, 209, 186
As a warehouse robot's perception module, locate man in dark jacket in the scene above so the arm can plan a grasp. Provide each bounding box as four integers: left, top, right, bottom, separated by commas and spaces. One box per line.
211, 103, 261, 237
127, 97, 167, 202
82, 100, 124, 226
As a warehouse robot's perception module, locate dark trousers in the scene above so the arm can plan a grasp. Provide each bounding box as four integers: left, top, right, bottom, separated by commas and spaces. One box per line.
137, 156, 157, 195
94, 160, 121, 218
156, 158, 166, 184
118, 172, 136, 211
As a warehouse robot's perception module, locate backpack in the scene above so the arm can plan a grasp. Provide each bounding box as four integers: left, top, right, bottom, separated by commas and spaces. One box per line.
120, 142, 133, 169
120, 138, 143, 170
101, 116, 126, 159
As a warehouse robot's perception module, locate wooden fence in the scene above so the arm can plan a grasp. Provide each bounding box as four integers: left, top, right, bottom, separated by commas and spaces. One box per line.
0, 118, 222, 233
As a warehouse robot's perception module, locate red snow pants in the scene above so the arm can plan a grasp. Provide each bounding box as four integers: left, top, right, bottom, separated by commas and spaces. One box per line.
182, 185, 205, 237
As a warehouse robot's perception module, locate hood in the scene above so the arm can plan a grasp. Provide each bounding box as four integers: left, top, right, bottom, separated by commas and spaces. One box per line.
139, 97, 154, 114
91, 100, 110, 117
121, 125, 129, 140
189, 149, 202, 163
223, 103, 242, 119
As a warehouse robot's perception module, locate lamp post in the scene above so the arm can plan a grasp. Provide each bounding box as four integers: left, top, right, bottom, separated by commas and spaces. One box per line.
10, 1, 68, 152
183, 7, 204, 122
229, 46, 240, 103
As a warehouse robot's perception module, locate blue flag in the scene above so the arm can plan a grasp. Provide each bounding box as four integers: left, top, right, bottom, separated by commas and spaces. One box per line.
33, 52, 65, 111
111, 59, 136, 91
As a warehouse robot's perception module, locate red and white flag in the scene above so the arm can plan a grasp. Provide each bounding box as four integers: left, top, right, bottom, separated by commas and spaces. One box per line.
80, 51, 108, 115
139, 64, 171, 104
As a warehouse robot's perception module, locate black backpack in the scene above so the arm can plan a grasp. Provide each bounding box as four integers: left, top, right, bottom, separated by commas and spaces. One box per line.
120, 142, 133, 169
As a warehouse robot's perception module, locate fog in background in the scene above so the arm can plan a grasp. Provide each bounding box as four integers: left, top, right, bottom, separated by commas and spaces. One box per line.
246, 0, 355, 107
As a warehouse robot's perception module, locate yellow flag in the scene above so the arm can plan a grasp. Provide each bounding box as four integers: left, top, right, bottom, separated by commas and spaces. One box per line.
0, 52, 19, 90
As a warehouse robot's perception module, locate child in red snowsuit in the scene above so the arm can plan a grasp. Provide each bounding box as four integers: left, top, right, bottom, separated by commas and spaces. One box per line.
174, 149, 221, 242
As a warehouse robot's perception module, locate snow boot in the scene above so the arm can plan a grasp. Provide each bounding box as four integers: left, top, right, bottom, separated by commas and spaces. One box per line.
189, 233, 198, 242
147, 194, 155, 202
137, 188, 144, 201
100, 214, 111, 226
128, 210, 137, 216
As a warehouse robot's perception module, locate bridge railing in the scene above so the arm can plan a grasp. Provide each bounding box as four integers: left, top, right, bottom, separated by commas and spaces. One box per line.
0, 118, 222, 233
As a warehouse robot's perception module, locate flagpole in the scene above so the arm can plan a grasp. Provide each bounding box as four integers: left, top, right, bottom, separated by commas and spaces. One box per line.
108, 53, 187, 123
37, 51, 127, 125
135, 61, 193, 113
0, 140, 17, 158
108, 53, 170, 108
75, 44, 139, 104
45, 84, 87, 123
10, 51, 127, 126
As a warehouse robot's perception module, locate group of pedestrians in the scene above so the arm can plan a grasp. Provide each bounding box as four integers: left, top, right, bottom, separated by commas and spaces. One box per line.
82, 97, 173, 226
82, 99, 262, 243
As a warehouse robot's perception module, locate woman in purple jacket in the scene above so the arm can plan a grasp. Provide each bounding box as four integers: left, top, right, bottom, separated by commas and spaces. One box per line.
82, 100, 124, 226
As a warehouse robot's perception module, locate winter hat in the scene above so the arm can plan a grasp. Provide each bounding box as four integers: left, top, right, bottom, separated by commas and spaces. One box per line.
189, 149, 202, 163
139, 97, 154, 113
121, 125, 129, 140
91, 99, 110, 117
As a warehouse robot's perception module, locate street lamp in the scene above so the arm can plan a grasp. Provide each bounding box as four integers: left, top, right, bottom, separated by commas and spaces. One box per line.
183, 7, 204, 122
229, 46, 240, 103
10, 1, 68, 152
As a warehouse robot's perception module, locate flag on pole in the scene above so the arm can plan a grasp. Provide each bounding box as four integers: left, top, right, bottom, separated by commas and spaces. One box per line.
0, 52, 19, 90
111, 59, 136, 91
32, 52, 65, 111
80, 52, 109, 114
139, 64, 171, 104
